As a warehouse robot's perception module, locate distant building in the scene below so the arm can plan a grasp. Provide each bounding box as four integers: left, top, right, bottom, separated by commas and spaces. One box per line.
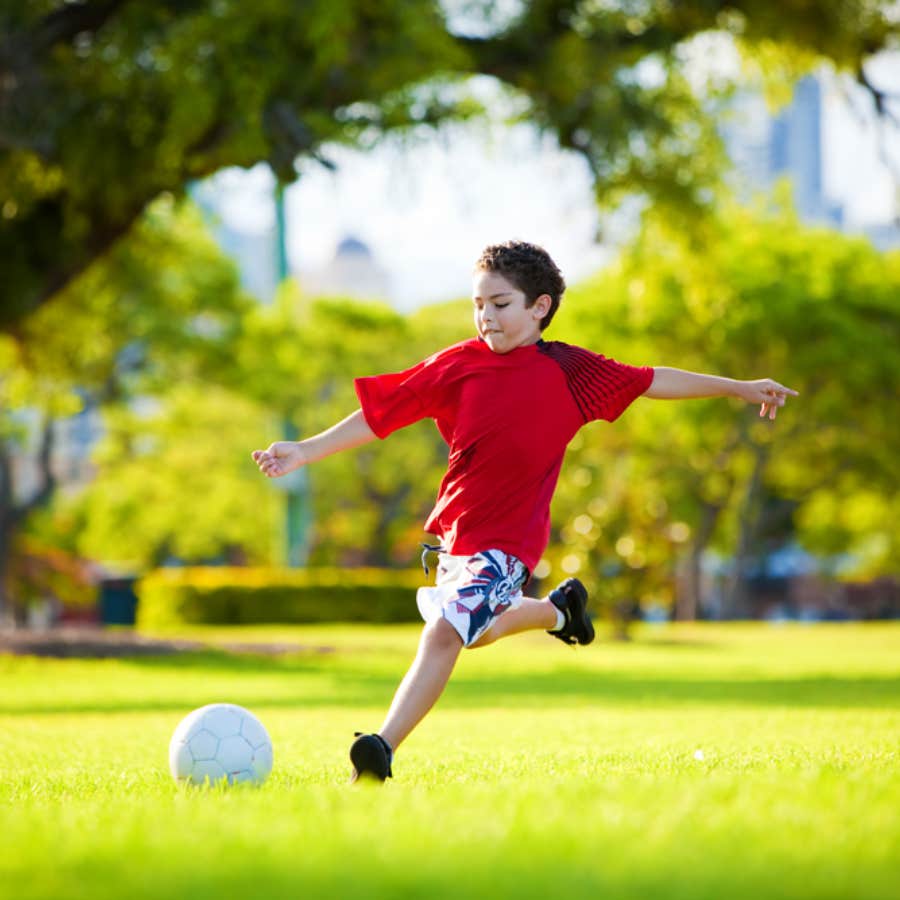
301, 235, 392, 302
724, 74, 896, 245
725, 75, 843, 227
191, 179, 281, 303
769, 77, 833, 224
194, 173, 394, 304
213, 224, 280, 303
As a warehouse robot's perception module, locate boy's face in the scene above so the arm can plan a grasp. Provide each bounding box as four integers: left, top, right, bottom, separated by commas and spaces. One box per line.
472, 270, 550, 354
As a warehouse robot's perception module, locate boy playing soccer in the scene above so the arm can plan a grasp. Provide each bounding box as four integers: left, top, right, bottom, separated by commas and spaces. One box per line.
252, 240, 797, 782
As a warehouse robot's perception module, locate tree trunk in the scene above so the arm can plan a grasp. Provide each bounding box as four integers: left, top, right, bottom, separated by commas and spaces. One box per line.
675, 501, 723, 621
0, 417, 57, 626
0, 439, 13, 625
722, 443, 770, 619
0, 521, 11, 627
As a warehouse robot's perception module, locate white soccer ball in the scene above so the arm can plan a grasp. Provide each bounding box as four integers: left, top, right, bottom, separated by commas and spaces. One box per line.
169, 703, 273, 787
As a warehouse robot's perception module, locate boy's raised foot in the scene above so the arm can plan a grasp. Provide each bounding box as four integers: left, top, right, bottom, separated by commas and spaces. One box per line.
349, 732, 393, 783
547, 577, 595, 646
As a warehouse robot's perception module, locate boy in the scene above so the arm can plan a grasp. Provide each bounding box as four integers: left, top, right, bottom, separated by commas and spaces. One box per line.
252, 240, 797, 782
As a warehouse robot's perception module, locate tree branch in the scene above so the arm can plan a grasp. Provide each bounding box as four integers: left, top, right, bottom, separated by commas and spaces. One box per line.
31, 0, 132, 53
35, 413, 57, 504
0, 438, 11, 527
9, 414, 57, 530
857, 64, 900, 127
31, 198, 149, 312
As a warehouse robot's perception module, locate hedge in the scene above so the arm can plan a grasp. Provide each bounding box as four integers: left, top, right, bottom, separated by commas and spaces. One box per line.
136, 567, 425, 628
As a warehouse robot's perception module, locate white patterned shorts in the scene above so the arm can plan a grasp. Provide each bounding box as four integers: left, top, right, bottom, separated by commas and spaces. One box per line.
416, 549, 529, 648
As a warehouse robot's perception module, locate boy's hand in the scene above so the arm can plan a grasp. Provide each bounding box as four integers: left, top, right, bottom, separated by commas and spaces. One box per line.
736, 379, 799, 420
251, 442, 307, 478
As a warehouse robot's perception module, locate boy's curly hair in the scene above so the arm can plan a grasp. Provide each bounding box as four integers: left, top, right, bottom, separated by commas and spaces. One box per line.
474, 240, 566, 331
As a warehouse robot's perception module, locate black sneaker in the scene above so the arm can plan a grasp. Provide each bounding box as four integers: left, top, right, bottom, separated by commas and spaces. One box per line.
547, 578, 595, 646
349, 732, 393, 783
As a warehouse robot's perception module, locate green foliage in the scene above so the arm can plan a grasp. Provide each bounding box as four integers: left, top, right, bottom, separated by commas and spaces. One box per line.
136, 566, 423, 627
18, 194, 900, 612
232, 289, 471, 567
2, 0, 896, 327
548, 195, 900, 612
0, 0, 468, 325
66, 385, 280, 570
0, 196, 249, 415
0, 195, 253, 614
12, 232, 469, 577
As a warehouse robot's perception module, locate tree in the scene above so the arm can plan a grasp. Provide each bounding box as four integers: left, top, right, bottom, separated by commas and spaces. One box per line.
549, 195, 900, 619
42, 286, 472, 575
59, 384, 281, 570
233, 287, 472, 566
0, 196, 249, 617
2, 0, 896, 329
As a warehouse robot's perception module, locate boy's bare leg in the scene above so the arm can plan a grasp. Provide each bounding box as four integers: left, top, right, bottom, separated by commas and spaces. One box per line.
468, 597, 557, 648
379, 617, 463, 751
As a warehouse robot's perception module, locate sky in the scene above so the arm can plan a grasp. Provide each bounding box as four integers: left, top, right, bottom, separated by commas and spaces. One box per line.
821, 56, 900, 224
207, 53, 899, 310
208, 122, 610, 309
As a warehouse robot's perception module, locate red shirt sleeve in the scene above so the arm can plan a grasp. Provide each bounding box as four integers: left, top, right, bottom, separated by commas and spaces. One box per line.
354, 343, 464, 439
539, 342, 654, 423
586, 355, 654, 422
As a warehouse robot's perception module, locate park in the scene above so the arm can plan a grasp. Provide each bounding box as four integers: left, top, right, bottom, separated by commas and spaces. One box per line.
1, 2, 899, 898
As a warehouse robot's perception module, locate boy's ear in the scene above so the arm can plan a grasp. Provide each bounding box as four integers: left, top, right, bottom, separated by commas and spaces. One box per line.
532, 293, 552, 320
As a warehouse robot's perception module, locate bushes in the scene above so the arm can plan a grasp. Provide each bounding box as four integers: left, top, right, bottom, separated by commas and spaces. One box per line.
136, 567, 424, 628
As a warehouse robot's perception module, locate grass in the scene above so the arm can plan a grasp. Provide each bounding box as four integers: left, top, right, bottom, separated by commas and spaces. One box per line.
1, 622, 898, 899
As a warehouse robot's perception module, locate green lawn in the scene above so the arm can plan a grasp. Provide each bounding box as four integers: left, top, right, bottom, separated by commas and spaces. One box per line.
1, 622, 898, 899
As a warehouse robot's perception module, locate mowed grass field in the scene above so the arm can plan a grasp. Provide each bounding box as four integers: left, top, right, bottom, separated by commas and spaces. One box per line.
1, 622, 898, 900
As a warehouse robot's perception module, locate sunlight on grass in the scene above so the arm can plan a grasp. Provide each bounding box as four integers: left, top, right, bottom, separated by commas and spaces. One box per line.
1, 623, 898, 899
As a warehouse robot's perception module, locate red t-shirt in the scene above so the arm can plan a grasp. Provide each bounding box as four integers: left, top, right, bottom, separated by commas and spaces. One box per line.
355, 338, 654, 573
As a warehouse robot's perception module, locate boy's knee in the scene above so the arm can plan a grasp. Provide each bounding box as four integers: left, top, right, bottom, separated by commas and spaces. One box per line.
424, 616, 464, 652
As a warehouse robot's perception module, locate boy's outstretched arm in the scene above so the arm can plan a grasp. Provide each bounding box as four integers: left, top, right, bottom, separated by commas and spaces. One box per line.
251, 409, 376, 478
644, 367, 798, 420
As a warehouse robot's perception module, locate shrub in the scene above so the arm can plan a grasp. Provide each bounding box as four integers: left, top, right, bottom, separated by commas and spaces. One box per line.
136, 567, 424, 628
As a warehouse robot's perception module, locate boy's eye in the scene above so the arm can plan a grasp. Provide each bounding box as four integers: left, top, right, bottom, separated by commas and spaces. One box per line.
495, 303, 509, 309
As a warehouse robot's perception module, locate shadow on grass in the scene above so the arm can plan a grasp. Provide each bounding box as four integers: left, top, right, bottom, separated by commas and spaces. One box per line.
448, 669, 900, 710
2, 646, 898, 715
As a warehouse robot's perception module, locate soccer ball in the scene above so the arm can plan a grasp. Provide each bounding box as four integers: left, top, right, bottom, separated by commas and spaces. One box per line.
169, 703, 273, 787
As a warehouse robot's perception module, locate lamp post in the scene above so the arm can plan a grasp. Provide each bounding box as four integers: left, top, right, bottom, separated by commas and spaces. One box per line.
274, 178, 311, 567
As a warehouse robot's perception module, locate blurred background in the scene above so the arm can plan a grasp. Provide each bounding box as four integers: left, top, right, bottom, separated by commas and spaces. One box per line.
1, 1, 898, 634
